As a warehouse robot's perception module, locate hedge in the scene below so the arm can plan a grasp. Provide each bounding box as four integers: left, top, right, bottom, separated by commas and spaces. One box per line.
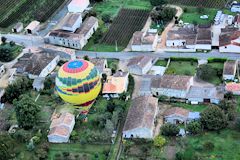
170, 57, 198, 62
207, 58, 227, 63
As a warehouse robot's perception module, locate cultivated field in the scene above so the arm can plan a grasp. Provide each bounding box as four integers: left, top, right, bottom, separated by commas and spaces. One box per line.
0, 0, 66, 28
101, 8, 149, 47
168, 0, 228, 8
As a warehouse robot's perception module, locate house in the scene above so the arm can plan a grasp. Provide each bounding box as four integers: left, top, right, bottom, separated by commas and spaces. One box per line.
151, 75, 193, 98
127, 56, 154, 75
166, 26, 197, 51
48, 16, 98, 49
90, 58, 109, 75
164, 107, 200, 124
68, 0, 90, 13
48, 112, 75, 143
223, 60, 238, 81
225, 82, 240, 95
62, 13, 82, 32
131, 29, 158, 52
123, 96, 158, 139
12, 22, 23, 33
102, 71, 129, 98
33, 77, 45, 91
195, 25, 212, 51
231, 3, 240, 12
219, 28, 240, 53
0, 64, 5, 78
13, 51, 60, 79
139, 76, 154, 96
187, 86, 224, 104
25, 21, 40, 34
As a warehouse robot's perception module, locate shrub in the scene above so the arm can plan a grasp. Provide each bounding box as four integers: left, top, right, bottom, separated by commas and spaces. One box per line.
186, 121, 202, 135
207, 58, 227, 63
161, 123, 179, 136
236, 117, 240, 130
153, 136, 166, 148
203, 141, 214, 151
170, 57, 198, 62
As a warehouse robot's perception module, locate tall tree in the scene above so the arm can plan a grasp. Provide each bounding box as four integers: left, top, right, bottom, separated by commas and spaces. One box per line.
200, 106, 227, 131
150, 0, 167, 6
1, 36, 7, 44
0, 134, 16, 160
14, 94, 40, 129
197, 64, 217, 81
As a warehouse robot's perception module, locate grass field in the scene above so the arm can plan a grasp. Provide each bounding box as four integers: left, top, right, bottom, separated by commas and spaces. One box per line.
180, 129, 240, 160
93, 0, 151, 18
165, 61, 197, 76
155, 59, 168, 66
172, 102, 209, 112
207, 62, 224, 85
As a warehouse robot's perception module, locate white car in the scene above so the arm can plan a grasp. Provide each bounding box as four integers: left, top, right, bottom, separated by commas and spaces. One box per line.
200, 15, 209, 19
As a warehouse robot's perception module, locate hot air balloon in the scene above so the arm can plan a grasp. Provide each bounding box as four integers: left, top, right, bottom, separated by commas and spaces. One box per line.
55, 59, 101, 117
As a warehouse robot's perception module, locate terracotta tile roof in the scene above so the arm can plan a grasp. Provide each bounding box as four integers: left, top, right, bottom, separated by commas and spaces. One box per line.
48, 125, 69, 137
75, 16, 98, 36
223, 60, 237, 75
50, 112, 75, 129
219, 28, 240, 46
196, 25, 212, 45
127, 56, 153, 68
151, 75, 192, 90
62, 13, 81, 28
225, 82, 240, 92
164, 107, 189, 118
123, 96, 158, 131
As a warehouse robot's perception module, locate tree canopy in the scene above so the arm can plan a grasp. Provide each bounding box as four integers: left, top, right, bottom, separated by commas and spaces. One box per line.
150, 0, 167, 6
14, 94, 40, 129
161, 123, 180, 136
196, 64, 217, 81
0, 134, 16, 160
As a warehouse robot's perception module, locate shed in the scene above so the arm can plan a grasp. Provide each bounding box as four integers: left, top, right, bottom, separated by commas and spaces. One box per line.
25, 21, 40, 34
12, 22, 23, 33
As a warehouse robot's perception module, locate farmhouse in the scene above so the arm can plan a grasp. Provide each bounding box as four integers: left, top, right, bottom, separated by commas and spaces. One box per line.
68, 0, 90, 13
195, 25, 212, 51
225, 82, 240, 95
164, 107, 200, 124
231, 3, 240, 12
0, 64, 5, 78
90, 58, 109, 76
219, 28, 240, 53
62, 13, 82, 32
123, 96, 158, 139
223, 60, 238, 81
12, 22, 23, 33
127, 56, 155, 75
131, 29, 158, 52
13, 51, 60, 79
166, 26, 197, 51
25, 21, 40, 34
48, 16, 98, 49
151, 75, 193, 98
48, 112, 75, 143
187, 86, 224, 104
102, 71, 129, 98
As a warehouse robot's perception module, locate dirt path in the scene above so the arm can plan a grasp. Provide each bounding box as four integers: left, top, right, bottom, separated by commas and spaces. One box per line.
158, 5, 183, 49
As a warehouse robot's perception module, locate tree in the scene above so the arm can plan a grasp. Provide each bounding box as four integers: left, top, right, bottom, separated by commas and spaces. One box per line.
105, 119, 114, 135
153, 135, 166, 148
197, 64, 217, 81
186, 121, 202, 135
83, 55, 90, 61
3, 77, 32, 103
236, 117, 240, 130
150, 0, 167, 6
102, 14, 111, 23
1, 36, 7, 44
9, 41, 15, 46
150, 7, 176, 23
14, 94, 40, 129
200, 106, 227, 131
44, 77, 54, 90
0, 134, 16, 160
161, 123, 180, 136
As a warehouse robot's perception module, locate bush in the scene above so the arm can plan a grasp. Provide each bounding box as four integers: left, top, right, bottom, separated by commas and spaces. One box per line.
203, 141, 214, 151
153, 136, 166, 148
161, 123, 179, 136
186, 121, 202, 135
183, 7, 188, 13
170, 57, 198, 62
207, 58, 227, 63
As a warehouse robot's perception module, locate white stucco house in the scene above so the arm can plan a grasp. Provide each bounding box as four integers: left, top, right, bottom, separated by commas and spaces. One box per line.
127, 56, 155, 75
123, 96, 158, 139
48, 112, 75, 143
231, 3, 240, 12
131, 29, 158, 52
33, 77, 45, 91
12, 22, 23, 33
219, 28, 240, 53
13, 51, 60, 79
0, 64, 5, 78
223, 60, 238, 81
48, 16, 98, 49
164, 107, 200, 124
151, 75, 193, 99
68, 0, 90, 13
62, 13, 82, 32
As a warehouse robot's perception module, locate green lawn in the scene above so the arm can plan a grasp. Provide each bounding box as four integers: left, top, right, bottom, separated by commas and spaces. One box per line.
0, 43, 23, 62
180, 129, 240, 160
165, 61, 197, 76
83, 41, 124, 52
207, 62, 224, 85
181, 6, 236, 25
48, 143, 111, 160
155, 59, 168, 67
173, 102, 209, 112
107, 58, 119, 71
93, 0, 151, 18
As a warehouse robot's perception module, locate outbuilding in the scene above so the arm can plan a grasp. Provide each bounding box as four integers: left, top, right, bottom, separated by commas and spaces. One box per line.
67, 0, 90, 13
12, 22, 23, 33
25, 21, 40, 34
